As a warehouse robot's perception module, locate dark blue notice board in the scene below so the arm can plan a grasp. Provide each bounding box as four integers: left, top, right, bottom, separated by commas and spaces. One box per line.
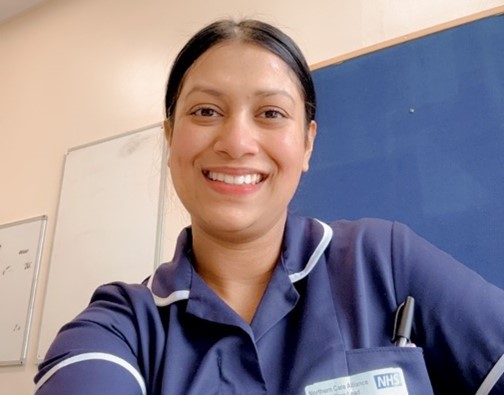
290, 13, 504, 288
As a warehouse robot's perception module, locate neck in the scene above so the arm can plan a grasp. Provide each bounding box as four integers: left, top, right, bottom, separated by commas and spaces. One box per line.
191, 217, 286, 323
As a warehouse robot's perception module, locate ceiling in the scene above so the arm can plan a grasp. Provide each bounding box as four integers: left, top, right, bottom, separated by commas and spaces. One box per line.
0, 0, 47, 24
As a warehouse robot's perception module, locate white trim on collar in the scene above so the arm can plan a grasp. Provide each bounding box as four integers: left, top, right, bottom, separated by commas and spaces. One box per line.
288, 219, 333, 283
150, 289, 190, 307
147, 218, 333, 304
146, 271, 190, 307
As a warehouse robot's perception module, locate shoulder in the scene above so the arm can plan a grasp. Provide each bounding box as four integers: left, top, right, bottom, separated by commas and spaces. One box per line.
328, 217, 394, 237
88, 280, 155, 309
35, 281, 158, 394
285, 214, 406, 264
323, 217, 430, 256
322, 217, 455, 282
324, 217, 399, 254
45, 281, 158, 356
288, 213, 398, 242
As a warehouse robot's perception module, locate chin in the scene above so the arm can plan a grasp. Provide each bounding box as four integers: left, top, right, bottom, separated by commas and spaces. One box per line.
204, 210, 286, 239
209, 217, 255, 234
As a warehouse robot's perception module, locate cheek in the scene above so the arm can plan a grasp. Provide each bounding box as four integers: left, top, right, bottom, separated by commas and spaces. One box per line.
273, 132, 309, 170
168, 135, 194, 179
169, 124, 205, 162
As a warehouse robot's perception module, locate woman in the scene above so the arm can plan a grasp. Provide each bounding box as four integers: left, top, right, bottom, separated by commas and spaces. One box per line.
35, 19, 504, 395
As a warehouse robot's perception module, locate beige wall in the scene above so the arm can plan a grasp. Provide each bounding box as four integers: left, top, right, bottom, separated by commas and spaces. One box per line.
1, 0, 503, 392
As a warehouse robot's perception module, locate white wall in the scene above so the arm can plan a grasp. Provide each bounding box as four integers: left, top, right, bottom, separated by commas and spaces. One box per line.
1, 0, 503, 393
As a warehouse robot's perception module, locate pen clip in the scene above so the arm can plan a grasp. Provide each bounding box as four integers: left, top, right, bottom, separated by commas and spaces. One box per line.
392, 296, 415, 346
392, 300, 405, 343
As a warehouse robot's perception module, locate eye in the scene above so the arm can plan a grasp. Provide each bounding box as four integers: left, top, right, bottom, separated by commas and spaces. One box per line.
259, 109, 287, 119
190, 107, 220, 117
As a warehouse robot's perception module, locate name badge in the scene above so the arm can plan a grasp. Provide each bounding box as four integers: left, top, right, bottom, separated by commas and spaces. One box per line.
305, 367, 409, 395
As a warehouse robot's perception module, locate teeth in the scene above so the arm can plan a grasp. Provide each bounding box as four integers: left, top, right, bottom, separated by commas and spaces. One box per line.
207, 171, 262, 185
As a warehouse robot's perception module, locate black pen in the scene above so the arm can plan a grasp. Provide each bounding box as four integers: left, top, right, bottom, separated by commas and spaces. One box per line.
394, 296, 415, 347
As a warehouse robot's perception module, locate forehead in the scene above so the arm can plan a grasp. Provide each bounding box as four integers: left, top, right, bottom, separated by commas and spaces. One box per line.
179, 41, 303, 98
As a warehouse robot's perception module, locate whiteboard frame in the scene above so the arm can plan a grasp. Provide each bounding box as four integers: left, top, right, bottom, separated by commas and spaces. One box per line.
0, 215, 47, 366
36, 123, 167, 362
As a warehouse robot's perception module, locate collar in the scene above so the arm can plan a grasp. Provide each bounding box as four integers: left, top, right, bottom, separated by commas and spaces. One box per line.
146, 214, 333, 309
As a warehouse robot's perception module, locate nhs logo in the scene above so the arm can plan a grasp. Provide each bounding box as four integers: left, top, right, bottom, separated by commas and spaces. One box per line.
373, 372, 402, 389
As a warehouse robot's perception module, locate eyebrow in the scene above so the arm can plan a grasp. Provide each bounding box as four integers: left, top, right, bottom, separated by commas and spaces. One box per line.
184, 86, 224, 99
254, 89, 296, 105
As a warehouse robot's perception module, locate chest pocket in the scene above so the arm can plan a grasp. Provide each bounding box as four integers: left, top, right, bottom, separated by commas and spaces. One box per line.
304, 347, 434, 395
345, 347, 434, 395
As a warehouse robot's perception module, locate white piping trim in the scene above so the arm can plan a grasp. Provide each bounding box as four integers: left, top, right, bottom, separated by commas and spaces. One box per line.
35, 352, 146, 395
475, 352, 504, 395
150, 289, 190, 307
146, 270, 190, 307
146, 219, 333, 302
289, 219, 333, 283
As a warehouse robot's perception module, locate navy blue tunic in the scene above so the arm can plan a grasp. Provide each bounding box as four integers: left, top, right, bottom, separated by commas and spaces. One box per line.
35, 215, 504, 394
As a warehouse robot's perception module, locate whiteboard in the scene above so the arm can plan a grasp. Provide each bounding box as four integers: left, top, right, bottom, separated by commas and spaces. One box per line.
37, 124, 166, 361
0, 216, 47, 365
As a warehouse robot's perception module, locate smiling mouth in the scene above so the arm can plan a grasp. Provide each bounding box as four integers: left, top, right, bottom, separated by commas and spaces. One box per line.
204, 171, 265, 186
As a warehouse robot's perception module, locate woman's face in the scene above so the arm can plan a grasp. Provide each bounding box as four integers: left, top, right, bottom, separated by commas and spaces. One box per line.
167, 41, 316, 239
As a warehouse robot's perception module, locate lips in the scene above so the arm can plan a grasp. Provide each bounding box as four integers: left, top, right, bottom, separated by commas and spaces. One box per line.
204, 171, 264, 185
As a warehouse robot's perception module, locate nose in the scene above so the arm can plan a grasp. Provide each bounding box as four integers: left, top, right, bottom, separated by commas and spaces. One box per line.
213, 114, 260, 159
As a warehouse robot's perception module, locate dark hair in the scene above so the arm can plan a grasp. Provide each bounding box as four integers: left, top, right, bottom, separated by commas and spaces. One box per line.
164, 19, 316, 130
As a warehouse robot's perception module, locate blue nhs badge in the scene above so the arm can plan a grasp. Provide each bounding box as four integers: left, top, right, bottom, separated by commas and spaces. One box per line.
374, 372, 402, 389
305, 367, 409, 395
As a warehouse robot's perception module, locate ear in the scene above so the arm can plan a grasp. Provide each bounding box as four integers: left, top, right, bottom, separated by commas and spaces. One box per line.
163, 119, 172, 167
163, 119, 173, 146
302, 120, 317, 172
